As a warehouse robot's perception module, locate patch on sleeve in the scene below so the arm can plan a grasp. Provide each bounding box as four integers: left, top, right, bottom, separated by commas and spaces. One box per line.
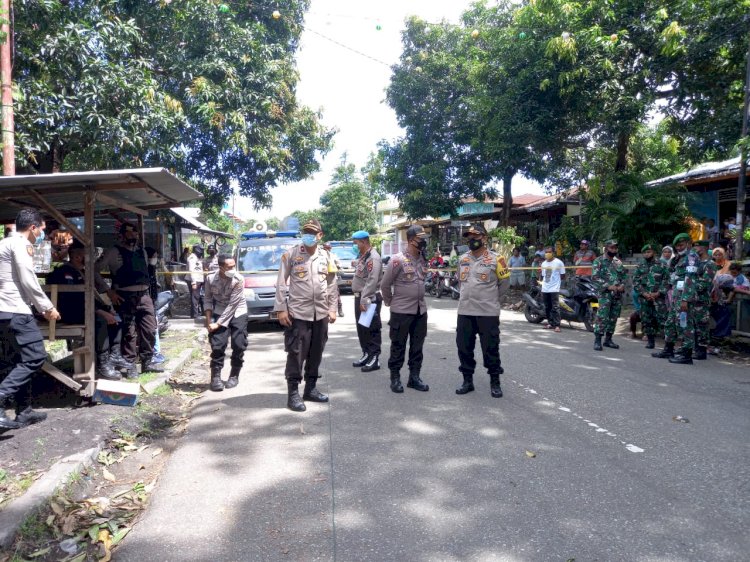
367, 261, 373, 272
495, 257, 510, 280
26, 245, 34, 257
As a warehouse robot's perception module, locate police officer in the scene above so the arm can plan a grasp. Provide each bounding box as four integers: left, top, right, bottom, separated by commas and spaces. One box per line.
203, 244, 219, 273
592, 239, 627, 351
273, 219, 339, 412
381, 225, 430, 393
652, 233, 701, 364
632, 243, 668, 349
204, 254, 248, 391
186, 244, 205, 319
351, 230, 383, 373
96, 222, 164, 376
454, 225, 511, 398
691, 240, 716, 360
0, 208, 60, 432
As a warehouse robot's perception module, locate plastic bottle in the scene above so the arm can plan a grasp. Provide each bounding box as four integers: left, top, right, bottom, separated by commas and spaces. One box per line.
679, 311, 687, 328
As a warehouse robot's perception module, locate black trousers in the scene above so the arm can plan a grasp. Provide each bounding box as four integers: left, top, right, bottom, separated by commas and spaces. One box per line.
190, 283, 203, 318
94, 315, 122, 355
388, 311, 427, 376
284, 317, 329, 383
0, 314, 47, 408
209, 313, 248, 371
543, 291, 561, 327
456, 315, 502, 377
354, 294, 382, 356
117, 291, 157, 363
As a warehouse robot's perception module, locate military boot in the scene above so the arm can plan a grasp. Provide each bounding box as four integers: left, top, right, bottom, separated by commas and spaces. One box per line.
123, 363, 139, 379
455, 374, 474, 395
407, 373, 429, 392
389, 372, 402, 393
15, 406, 48, 427
593, 334, 603, 351
603, 333, 619, 349
352, 352, 369, 367
645, 335, 656, 349
141, 356, 165, 374
669, 348, 693, 365
652, 342, 674, 358
693, 345, 707, 360
96, 353, 121, 381
361, 354, 380, 373
490, 374, 503, 398
303, 378, 329, 402
287, 382, 306, 412
109, 347, 131, 370
224, 366, 240, 389
0, 393, 21, 433
210, 367, 224, 392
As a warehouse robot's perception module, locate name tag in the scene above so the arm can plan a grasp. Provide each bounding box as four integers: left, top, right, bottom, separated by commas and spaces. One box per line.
676, 280, 685, 291
686, 266, 697, 274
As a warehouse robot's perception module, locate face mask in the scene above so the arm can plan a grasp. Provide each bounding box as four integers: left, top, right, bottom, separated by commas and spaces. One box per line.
417, 239, 427, 251
34, 228, 45, 245
351, 244, 360, 257
544, 252, 554, 260
194, 248, 204, 258
468, 239, 483, 251
677, 248, 687, 256
148, 258, 158, 266
301, 234, 317, 247
607, 250, 617, 257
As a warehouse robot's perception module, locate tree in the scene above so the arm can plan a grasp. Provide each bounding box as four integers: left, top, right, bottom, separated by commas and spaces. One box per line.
361, 149, 389, 204
12, 0, 334, 209
319, 161, 377, 241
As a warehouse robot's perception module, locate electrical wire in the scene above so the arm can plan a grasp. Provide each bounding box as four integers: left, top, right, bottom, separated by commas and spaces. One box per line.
304, 27, 392, 68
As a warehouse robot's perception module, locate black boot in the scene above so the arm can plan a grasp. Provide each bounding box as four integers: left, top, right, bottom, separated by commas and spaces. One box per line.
303, 378, 329, 403
142, 356, 165, 373
0, 393, 21, 433
390, 373, 403, 393
693, 345, 707, 360
652, 342, 674, 358
645, 335, 656, 349
603, 333, 619, 349
455, 374, 474, 395
593, 334, 603, 351
96, 353, 121, 381
490, 374, 503, 398
407, 373, 429, 392
123, 363, 139, 379
210, 368, 224, 392
15, 406, 47, 427
352, 352, 369, 367
287, 382, 306, 411
224, 366, 240, 389
669, 348, 693, 365
361, 354, 380, 373
109, 347, 130, 370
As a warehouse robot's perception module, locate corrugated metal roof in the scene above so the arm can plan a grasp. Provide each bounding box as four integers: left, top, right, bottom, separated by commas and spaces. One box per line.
0, 168, 202, 222
647, 157, 749, 187
170, 207, 233, 238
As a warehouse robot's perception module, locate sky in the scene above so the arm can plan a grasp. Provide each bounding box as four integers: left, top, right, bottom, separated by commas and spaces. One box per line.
237, 0, 544, 221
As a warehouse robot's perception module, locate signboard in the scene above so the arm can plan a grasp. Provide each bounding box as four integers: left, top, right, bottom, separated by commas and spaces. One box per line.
456, 202, 495, 216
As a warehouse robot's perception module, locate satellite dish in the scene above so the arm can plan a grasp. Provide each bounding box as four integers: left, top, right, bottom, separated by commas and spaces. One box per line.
254, 221, 267, 233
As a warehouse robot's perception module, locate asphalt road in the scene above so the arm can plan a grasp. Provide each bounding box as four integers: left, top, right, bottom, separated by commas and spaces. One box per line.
118, 295, 750, 562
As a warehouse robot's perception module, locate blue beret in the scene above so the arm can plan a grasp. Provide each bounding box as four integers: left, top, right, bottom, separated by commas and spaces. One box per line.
352, 230, 370, 240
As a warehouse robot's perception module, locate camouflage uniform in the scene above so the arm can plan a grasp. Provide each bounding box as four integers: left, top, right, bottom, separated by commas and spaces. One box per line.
591, 255, 627, 336
663, 250, 702, 352
632, 257, 668, 337
694, 255, 717, 349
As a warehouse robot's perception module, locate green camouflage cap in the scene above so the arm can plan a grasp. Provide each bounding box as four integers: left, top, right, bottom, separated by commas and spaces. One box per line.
672, 232, 691, 245
641, 243, 656, 253
604, 239, 618, 246
693, 239, 710, 248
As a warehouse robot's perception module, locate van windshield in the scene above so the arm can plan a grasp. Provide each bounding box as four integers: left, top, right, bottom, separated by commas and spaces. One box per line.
330, 246, 357, 261
237, 241, 297, 272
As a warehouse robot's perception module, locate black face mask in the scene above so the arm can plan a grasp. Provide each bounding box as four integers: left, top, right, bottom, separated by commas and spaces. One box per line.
194, 248, 204, 258
417, 239, 427, 251
468, 239, 483, 251
607, 250, 617, 257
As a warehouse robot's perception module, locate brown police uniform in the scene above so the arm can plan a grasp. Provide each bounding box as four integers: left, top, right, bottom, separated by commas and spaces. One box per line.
352, 247, 383, 359
204, 270, 248, 377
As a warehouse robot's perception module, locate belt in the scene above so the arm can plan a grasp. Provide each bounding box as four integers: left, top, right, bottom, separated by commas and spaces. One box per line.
117, 289, 149, 297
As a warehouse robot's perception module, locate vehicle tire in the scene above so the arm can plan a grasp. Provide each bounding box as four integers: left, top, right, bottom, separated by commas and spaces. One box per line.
583, 304, 596, 332
451, 289, 460, 300
524, 305, 544, 324
429, 285, 438, 297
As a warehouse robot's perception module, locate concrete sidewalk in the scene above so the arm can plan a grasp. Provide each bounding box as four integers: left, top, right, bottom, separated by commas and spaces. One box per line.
118, 295, 750, 561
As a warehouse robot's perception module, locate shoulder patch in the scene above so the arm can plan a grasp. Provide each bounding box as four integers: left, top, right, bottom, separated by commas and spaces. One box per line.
27, 245, 34, 257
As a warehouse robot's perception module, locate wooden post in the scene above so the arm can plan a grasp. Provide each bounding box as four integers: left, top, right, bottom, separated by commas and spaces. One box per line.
1, 0, 14, 176
83, 191, 96, 383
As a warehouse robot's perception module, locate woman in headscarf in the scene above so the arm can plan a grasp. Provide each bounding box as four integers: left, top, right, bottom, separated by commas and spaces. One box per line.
709, 247, 734, 354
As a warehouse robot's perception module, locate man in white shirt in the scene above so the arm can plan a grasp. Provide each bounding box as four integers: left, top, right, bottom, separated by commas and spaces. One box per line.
540, 246, 566, 332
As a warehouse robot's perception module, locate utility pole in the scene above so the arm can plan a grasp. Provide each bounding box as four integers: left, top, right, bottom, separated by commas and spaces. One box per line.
736, 34, 750, 260
0, 0, 13, 176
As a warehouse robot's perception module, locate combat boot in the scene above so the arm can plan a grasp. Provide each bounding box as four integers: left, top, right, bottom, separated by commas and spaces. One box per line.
407, 373, 429, 392
455, 374, 474, 395
109, 347, 131, 370
603, 333, 619, 349
15, 406, 47, 427
210, 367, 224, 392
490, 374, 503, 398
303, 378, 329, 403
390, 372, 403, 393
693, 346, 707, 361
224, 366, 240, 389
593, 334, 603, 351
141, 356, 165, 374
287, 382, 306, 412
95, 353, 121, 381
645, 335, 656, 349
352, 352, 369, 367
652, 342, 674, 359
669, 348, 693, 365
123, 363, 139, 379
361, 354, 380, 373
0, 393, 21, 433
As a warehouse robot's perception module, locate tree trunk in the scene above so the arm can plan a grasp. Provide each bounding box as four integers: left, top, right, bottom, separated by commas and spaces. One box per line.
501, 168, 515, 226
615, 131, 630, 172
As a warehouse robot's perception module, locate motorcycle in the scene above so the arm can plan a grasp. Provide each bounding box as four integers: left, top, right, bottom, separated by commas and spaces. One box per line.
154, 290, 175, 335
429, 266, 460, 299
424, 270, 438, 295
521, 277, 598, 332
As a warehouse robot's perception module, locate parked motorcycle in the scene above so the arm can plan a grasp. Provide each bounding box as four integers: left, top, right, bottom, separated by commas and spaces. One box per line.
521, 277, 598, 331
154, 290, 175, 335
424, 270, 438, 295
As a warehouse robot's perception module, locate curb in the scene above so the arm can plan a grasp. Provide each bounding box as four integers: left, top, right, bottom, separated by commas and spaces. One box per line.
143, 348, 194, 394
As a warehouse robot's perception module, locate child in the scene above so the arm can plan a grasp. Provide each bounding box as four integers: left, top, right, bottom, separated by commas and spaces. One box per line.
726, 263, 750, 303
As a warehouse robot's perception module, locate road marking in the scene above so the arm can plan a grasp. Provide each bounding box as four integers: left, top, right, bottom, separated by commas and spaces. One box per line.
510, 379, 645, 454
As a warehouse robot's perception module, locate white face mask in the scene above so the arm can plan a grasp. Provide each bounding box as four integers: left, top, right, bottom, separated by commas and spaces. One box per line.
148, 258, 158, 266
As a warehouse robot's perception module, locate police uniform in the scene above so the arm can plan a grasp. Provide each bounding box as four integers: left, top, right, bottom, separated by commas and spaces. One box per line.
273, 225, 339, 411
0, 232, 55, 431
380, 225, 430, 393
591, 240, 628, 350
204, 268, 248, 390
186, 246, 205, 318
351, 230, 383, 372
204, 251, 219, 273
455, 226, 510, 398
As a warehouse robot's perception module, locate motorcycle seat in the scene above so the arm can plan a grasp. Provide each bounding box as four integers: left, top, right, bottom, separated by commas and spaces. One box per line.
559, 289, 571, 297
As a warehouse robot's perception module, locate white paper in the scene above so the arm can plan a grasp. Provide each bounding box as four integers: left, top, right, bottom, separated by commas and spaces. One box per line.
357, 303, 378, 328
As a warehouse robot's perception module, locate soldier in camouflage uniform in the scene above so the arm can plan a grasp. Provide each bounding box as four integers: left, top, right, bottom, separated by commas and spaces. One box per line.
632, 244, 668, 349
652, 233, 702, 364
692, 240, 717, 360
591, 240, 627, 351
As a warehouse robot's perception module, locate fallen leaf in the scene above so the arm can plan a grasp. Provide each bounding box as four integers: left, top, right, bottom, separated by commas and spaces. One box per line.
151, 448, 163, 457
98, 529, 113, 562
525, 450, 537, 458
672, 415, 690, 423
50, 501, 64, 516
102, 468, 116, 482
28, 546, 52, 558
112, 527, 131, 546
61, 513, 78, 535
46, 514, 55, 526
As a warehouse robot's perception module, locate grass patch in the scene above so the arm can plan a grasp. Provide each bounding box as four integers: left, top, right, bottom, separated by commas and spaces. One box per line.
151, 383, 171, 396
137, 371, 161, 385
190, 348, 203, 361
18, 512, 46, 543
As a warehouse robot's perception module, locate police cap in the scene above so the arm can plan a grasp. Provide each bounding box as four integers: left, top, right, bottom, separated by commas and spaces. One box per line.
462, 224, 488, 237
406, 225, 428, 240
351, 230, 370, 240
